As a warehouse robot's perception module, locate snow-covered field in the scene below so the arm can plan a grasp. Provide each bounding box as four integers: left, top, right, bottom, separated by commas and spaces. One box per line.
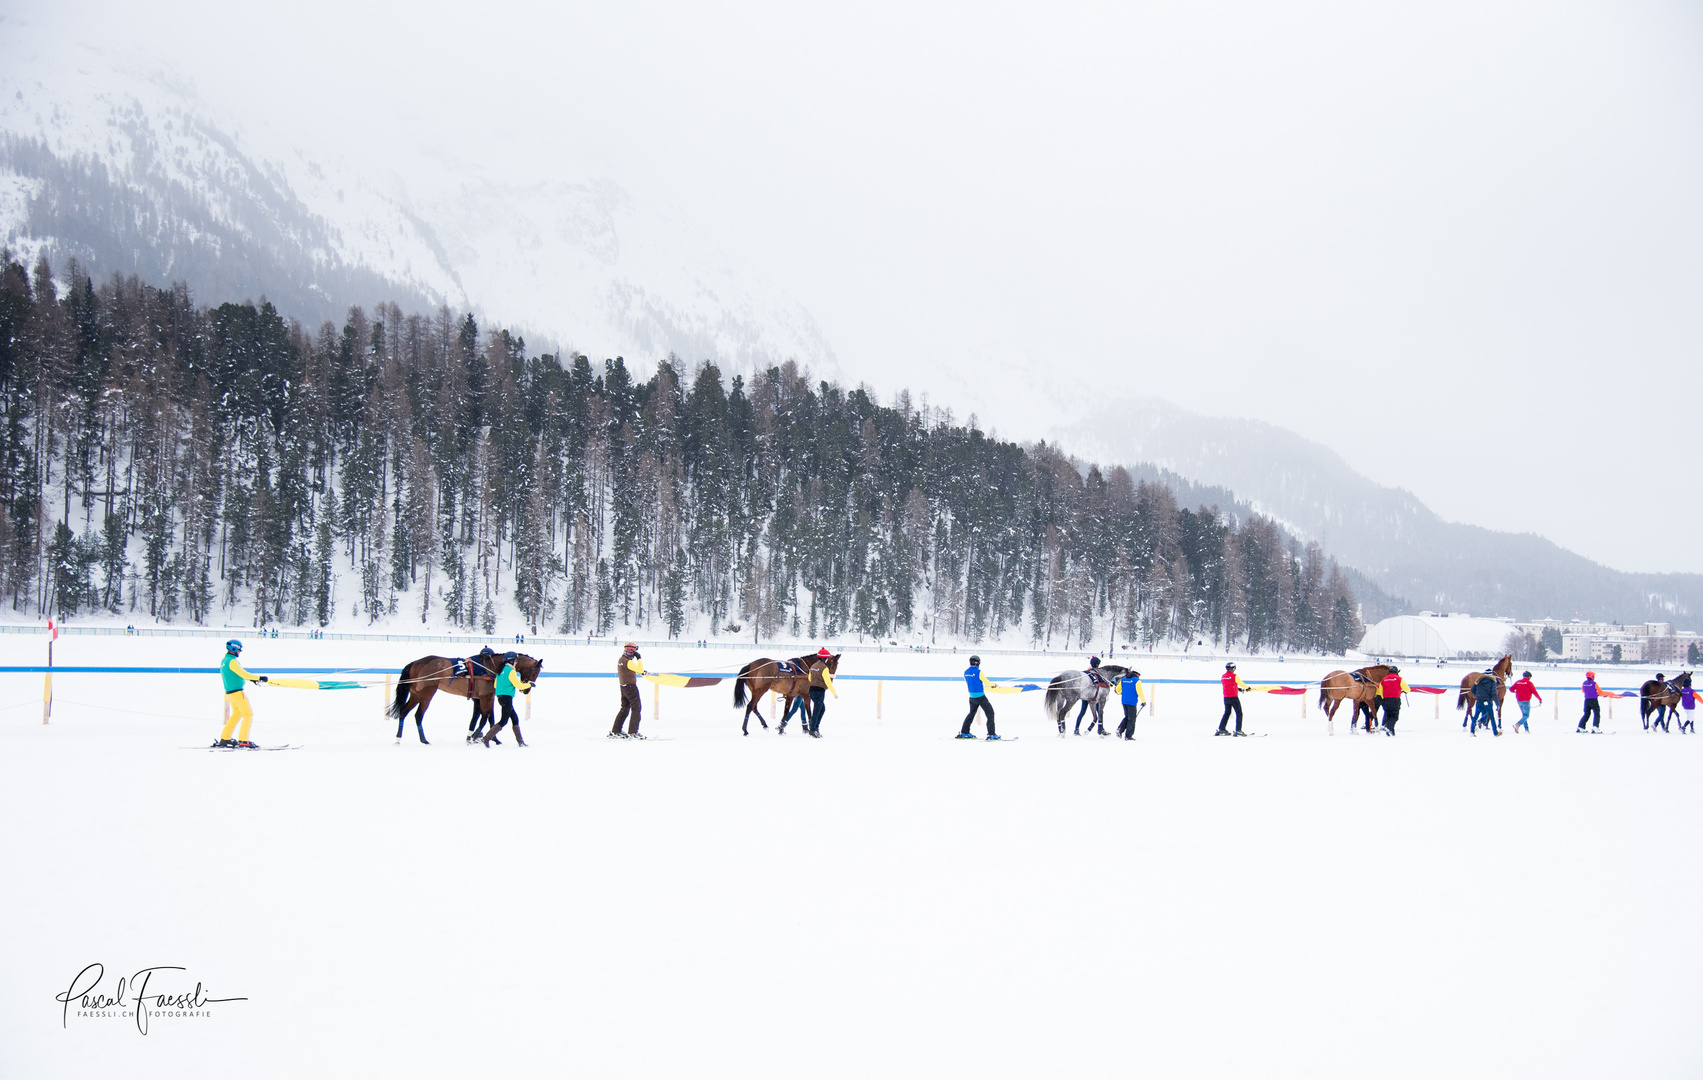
3, 637, 1699, 1078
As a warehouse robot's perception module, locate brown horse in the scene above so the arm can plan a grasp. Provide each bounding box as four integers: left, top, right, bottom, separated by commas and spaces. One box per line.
732, 653, 842, 735
1455, 655, 1514, 722
388, 652, 544, 745
1641, 672, 1693, 732
1318, 665, 1390, 734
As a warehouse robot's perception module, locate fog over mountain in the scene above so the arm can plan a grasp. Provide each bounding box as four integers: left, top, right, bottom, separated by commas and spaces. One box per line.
4, 16, 1698, 631
0, 28, 840, 378
1062, 399, 1703, 625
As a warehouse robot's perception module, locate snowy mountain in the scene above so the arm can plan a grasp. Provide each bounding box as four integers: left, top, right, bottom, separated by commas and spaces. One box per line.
1060, 398, 1703, 624
0, 20, 840, 376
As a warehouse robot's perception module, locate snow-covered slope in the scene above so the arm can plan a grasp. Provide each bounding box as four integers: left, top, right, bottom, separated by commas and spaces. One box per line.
0, 16, 838, 375
1059, 397, 1703, 623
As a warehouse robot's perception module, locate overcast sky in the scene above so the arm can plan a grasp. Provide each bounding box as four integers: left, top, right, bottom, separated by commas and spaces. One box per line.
21, 0, 1703, 574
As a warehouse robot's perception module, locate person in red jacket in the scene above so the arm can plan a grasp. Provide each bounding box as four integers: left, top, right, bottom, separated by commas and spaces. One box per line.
1217, 662, 1253, 736
1378, 666, 1410, 736
1509, 670, 1543, 733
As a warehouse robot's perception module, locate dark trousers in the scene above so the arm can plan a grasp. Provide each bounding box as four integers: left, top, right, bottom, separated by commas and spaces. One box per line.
498, 695, 519, 727
1219, 697, 1243, 732
962, 695, 996, 737
1382, 699, 1401, 732
1116, 703, 1140, 739
1579, 698, 1601, 730
809, 687, 827, 734
1472, 699, 1498, 735
613, 683, 642, 733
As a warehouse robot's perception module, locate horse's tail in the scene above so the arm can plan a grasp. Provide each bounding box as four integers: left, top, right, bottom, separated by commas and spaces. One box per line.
387, 662, 413, 720
1317, 686, 1328, 711
1044, 677, 1069, 722
1455, 687, 1469, 712
733, 662, 753, 708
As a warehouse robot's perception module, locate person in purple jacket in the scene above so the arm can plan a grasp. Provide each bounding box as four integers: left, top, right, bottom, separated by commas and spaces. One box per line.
1680, 674, 1696, 735
1577, 671, 1603, 733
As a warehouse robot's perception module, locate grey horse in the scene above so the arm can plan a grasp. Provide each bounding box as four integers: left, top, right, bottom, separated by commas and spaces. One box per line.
1044, 664, 1135, 736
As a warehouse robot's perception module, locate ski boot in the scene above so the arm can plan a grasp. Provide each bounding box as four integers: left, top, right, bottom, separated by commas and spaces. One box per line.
955, 732, 976, 739
986, 733, 1002, 741
1214, 728, 1230, 737
234, 740, 260, 750
210, 739, 236, 748
607, 731, 628, 739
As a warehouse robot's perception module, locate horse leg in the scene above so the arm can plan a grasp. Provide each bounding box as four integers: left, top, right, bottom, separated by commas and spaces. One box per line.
396, 693, 409, 740
414, 693, 432, 745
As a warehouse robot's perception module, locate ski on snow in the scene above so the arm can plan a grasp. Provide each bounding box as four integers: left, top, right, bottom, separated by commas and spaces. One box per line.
187, 744, 302, 752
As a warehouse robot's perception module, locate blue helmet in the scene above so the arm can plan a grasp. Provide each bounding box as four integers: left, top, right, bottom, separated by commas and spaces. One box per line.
1088, 656, 1100, 667
226, 639, 242, 654
504, 651, 518, 666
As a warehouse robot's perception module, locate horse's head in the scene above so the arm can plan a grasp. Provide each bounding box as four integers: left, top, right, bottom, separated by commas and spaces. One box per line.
517, 653, 543, 693
1495, 655, 1514, 679
825, 653, 841, 674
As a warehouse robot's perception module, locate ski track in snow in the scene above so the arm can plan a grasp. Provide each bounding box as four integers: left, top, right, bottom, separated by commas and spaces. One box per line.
2, 638, 1700, 1079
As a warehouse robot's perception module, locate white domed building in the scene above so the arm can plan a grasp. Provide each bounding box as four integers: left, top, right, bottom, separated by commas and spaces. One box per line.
1358, 613, 1519, 660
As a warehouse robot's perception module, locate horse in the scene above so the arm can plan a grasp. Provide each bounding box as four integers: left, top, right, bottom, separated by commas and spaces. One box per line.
732, 654, 842, 735
1044, 664, 1134, 735
1455, 655, 1514, 723
387, 652, 543, 746
1641, 672, 1692, 732
1318, 665, 1391, 734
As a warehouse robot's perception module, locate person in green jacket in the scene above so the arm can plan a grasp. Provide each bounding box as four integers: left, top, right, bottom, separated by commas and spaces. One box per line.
482, 650, 533, 746
215, 639, 267, 748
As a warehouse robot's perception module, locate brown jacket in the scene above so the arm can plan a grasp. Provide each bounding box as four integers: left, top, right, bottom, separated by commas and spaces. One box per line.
618, 653, 642, 686
809, 660, 828, 688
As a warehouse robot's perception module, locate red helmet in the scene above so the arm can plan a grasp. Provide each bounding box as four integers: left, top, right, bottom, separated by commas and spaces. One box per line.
817, 647, 831, 658
1585, 671, 1595, 680
623, 642, 637, 651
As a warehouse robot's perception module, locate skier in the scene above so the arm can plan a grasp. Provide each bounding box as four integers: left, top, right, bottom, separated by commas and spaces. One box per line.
1217, 662, 1252, 736
958, 655, 1000, 739
1378, 666, 1410, 736
1577, 671, 1602, 733
486, 650, 533, 744
1470, 672, 1500, 736
1679, 674, 1696, 734
1075, 656, 1111, 736
806, 647, 834, 738
610, 642, 645, 739
213, 639, 268, 749
1114, 669, 1146, 740
1509, 671, 1543, 733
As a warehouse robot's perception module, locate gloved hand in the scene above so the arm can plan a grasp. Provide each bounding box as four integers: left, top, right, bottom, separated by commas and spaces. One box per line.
256, 676, 268, 683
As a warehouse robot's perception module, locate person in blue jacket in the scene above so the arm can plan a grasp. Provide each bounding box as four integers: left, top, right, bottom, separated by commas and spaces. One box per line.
1114, 669, 1147, 740
958, 655, 1001, 739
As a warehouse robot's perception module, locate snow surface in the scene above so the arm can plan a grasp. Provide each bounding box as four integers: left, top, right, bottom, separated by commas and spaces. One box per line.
2, 637, 1700, 1079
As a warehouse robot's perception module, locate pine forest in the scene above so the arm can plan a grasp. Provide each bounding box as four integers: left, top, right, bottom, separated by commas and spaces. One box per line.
0, 251, 1363, 653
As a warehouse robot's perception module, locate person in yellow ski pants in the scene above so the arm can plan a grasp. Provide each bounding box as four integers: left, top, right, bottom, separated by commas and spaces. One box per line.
216, 639, 267, 748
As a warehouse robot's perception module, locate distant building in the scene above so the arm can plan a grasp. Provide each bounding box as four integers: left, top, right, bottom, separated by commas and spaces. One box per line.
1644, 632, 1702, 664
1562, 634, 1647, 663
1359, 614, 1519, 659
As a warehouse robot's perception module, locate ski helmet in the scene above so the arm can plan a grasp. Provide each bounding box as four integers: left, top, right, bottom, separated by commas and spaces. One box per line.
504, 651, 517, 666
1585, 671, 1595, 680
1089, 656, 1100, 667
1389, 665, 1400, 673
226, 639, 242, 654
1656, 672, 1665, 682
1522, 671, 1532, 679
623, 642, 637, 652
1225, 662, 1236, 671
969, 655, 981, 666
